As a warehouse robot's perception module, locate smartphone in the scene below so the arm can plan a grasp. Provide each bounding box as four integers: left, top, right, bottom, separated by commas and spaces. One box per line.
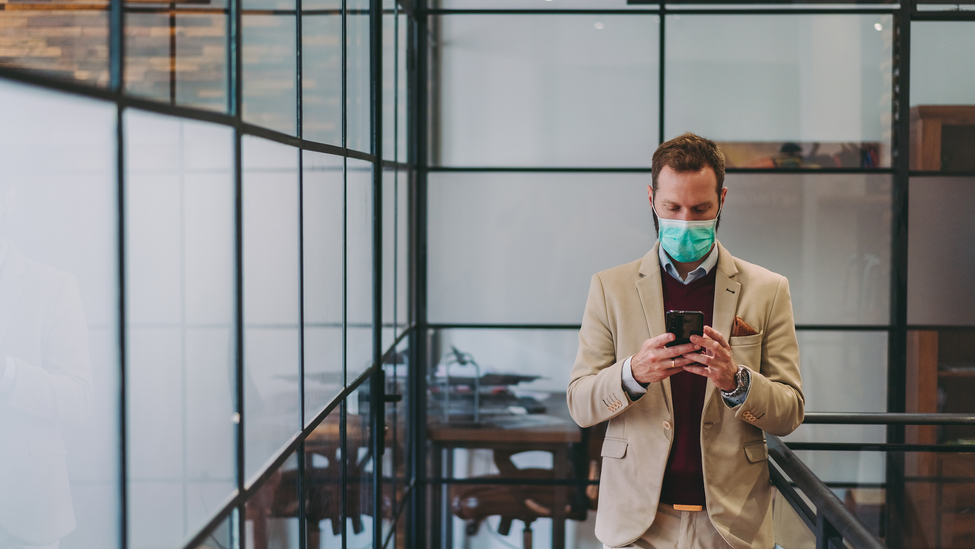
665, 310, 704, 348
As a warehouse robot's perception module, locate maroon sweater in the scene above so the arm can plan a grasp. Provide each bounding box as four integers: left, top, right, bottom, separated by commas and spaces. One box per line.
658, 266, 716, 506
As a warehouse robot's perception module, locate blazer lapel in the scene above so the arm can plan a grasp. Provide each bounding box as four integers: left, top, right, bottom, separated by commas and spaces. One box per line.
0, 244, 27, 350
703, 241, 740, 411
635, 243, 673, 412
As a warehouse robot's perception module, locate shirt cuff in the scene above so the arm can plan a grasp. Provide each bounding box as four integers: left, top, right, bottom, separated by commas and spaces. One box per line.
0, 355, 16, 397
722, 368, 751, 407
621, 356, 647, 398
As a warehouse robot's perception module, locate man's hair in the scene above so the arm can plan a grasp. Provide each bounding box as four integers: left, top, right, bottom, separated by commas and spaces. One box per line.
651, 132, 725, 196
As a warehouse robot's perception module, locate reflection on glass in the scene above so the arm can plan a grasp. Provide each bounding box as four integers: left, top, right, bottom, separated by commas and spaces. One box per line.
382, 169, 396, 352
438, 0, 652, 10
908, 177, 975, 326
345, 392, 377, 549
302, 408, 344, 547
0, 80, 118, 548
347, 159, 373, 380
243, 136, 301, 481
0, 10, 110, 87
347, 0, 371, 152
908, 23, 975, 173
772, 489, 816, 549
243, 455, 300, 549
429, 171, 891, 327
382, 12, 396, 161
125, 13, 228, 112
302, 14, 343, 145
382, 339, 409, 545
903, 452, 975, 548
666, 14, 892, 168
907, 323, 975, 496
436, 15, 658, 167
427, 173, 652, 324
720, 173, 891, 325
125, 111, 236, 548
911, 22, 975, 107
396, 170, 409, 335
396, 13, 408, 163
190, 511, 233, 549
303, 151, 344, 424
243, 15, 298, 136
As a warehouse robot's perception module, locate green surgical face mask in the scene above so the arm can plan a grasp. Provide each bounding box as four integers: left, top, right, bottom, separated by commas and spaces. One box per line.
652, 202, 721, 263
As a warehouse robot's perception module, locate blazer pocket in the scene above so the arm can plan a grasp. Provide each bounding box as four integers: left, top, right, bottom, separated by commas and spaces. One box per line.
729, 332, 764, 347
29, 436, 68, 457
744, 440, 768, 463
601, 438, 628, 459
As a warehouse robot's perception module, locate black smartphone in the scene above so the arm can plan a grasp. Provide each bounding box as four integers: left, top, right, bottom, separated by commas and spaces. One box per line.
665, 310, 704, 348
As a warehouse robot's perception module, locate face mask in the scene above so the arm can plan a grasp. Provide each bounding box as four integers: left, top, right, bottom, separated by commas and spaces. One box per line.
652, 202, 720, 263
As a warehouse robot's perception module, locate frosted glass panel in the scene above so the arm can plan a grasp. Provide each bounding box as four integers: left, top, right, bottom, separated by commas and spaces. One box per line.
347, 159, 374, 379
243, 136, 301, 481
125, 111, 236, 548
433, 329, 580, 395
0, 79, 119, 549
347, 1, 371, 153
908, 177, 975, 326
439, 0, 652, 7
383, 170, 397, 352
719, 173, 891, 325
437, 15, 659, 167
303, 151, 345, 423
666, 14, 892, 166
243, 15, 298, 135
302, 13, 343, 145
911, 22, 975, 106
785, 330, 888, 483
428, 173, 654, 324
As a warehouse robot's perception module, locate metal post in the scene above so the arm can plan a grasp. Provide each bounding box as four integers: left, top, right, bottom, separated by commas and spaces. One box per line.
886, 2, 912, 548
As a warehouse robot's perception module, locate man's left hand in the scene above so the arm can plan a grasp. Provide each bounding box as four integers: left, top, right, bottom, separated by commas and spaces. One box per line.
683, 326, 738, 392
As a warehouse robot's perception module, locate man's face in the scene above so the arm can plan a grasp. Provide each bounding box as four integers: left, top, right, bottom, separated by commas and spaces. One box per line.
648, 165, 726, 225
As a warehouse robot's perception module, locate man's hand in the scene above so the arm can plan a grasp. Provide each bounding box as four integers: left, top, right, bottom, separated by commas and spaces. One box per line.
631, 332, 701, 385
683, 325, 738, 392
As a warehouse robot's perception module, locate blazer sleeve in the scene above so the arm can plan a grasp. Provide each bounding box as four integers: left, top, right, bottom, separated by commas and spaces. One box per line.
733, 276, 804, 436
567, 274, 635, 428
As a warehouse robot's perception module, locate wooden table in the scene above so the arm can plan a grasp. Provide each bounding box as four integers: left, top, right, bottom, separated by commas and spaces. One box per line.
428, 415, 582, 549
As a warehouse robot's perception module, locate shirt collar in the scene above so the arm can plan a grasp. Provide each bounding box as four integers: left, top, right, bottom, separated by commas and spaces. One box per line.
658, 242, 718, 285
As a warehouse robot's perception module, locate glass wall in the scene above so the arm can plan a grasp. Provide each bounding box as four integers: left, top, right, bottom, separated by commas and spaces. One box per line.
422, 2, 969, 549
0, 0, 414, 548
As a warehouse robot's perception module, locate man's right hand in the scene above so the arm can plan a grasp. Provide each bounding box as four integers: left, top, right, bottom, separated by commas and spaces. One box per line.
630, 333, 701, 385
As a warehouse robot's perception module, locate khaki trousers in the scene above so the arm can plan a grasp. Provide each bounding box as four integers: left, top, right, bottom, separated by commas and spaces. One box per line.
604, 504, 733, 549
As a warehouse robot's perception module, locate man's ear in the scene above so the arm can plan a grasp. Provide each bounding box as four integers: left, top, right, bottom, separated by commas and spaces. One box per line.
719, 186, 728, 209
647, 185, 654, 207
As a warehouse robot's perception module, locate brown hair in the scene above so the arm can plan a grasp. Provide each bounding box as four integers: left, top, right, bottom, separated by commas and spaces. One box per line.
651, 132, 725, 196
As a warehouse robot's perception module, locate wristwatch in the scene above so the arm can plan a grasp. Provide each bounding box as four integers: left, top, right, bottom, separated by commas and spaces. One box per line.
721, 365, 750, 400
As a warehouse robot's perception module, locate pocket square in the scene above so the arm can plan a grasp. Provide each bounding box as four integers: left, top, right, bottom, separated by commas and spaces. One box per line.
732, 316, 759, 337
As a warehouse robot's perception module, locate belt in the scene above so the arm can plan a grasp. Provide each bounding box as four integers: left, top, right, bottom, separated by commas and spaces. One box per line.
672, 504, 704, 512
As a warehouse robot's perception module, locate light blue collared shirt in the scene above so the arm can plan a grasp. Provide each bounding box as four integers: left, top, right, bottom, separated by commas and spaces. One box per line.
621, 244, 750, 407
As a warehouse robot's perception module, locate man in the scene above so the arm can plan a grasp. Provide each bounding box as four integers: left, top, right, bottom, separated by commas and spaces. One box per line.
567, 133, 804, 549
0, 185, 93, 549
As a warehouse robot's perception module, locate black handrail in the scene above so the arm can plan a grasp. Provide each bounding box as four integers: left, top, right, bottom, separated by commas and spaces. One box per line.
767, 434, 887, 549
803, 412, 975, 425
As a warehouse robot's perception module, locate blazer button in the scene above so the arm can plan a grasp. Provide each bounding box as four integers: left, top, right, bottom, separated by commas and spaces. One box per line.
663, 421, 672, 430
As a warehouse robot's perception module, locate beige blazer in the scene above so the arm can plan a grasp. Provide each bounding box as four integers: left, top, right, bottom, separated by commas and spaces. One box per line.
567, 242, 804, 549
